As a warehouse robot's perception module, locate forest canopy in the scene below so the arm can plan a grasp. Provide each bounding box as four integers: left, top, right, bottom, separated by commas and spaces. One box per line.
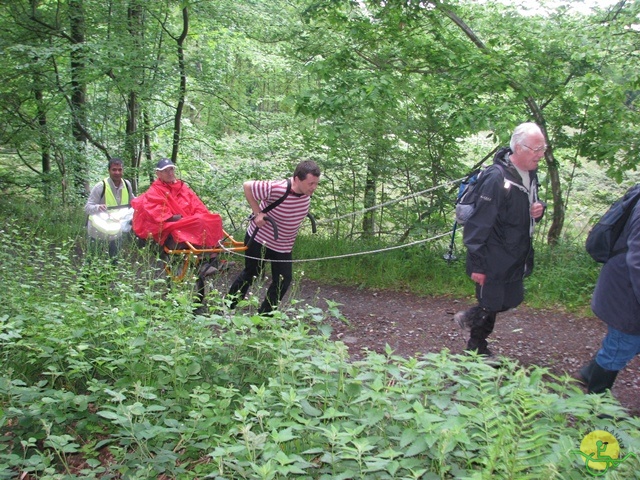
2, 0, 640, 244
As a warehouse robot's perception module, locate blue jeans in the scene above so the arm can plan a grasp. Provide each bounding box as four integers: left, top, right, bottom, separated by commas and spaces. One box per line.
596, 326, 640, 371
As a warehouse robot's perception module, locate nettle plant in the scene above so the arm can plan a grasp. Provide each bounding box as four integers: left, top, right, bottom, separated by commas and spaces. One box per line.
1, 220, 640, 479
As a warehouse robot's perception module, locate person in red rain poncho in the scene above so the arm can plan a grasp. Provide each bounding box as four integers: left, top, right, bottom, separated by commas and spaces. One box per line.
131, 158, 223, 256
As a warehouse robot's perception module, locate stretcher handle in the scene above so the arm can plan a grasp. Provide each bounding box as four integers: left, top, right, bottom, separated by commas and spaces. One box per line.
246, 216, 278, 248
106, 204, 133, 210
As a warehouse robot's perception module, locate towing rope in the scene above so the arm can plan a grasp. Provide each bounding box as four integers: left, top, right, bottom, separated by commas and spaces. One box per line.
312, 176, 466, 226
219, 176, 463, 263
218, 230, 454, 263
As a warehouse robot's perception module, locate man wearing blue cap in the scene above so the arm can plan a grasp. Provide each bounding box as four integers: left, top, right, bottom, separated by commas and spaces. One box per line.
131, 158, 223, 277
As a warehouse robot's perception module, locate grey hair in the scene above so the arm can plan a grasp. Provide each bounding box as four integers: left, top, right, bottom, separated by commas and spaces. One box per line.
510, 123, 542, 151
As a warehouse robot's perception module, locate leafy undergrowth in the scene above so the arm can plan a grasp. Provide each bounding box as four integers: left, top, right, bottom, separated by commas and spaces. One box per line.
1, 221, 640, 479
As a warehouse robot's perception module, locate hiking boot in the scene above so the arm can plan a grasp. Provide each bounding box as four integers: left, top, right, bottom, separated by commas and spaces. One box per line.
464, 347, 501, 366
454, 310, 472, 330
455, 306, 492, 330
482, 353, 502, 367
464, 346, 493, 357
478, 347, 493, 357
193, 304, 208, 316
198, 263, 218, 278
578, 359, 595, 386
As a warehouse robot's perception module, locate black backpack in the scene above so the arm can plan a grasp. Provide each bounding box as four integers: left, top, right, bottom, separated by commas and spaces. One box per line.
585, 184, 640, 263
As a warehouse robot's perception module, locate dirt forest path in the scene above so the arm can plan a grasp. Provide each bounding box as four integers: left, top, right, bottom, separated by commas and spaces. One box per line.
292, 279, 640, 417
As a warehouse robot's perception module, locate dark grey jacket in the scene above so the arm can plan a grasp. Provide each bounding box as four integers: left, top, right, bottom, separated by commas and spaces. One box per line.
463, 147, 539, 283
592, 199, 640, 335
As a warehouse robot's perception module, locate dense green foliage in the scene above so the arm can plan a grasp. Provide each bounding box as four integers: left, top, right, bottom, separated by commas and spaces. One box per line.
3, 1, 640, 475
2, 200, 640, 478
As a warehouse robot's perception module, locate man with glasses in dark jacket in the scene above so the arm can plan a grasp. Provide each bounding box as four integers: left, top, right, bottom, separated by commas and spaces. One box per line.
454, 123, 546, 357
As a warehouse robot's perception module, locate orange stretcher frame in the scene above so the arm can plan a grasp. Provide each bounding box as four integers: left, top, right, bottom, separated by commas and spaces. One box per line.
162, 229, 246, 281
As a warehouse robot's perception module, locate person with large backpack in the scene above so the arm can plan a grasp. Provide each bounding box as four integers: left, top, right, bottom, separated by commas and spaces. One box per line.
84, 157, 135, 262
227, 160, 321, 315
579, 189, 640, 395
453, 123, 546, 357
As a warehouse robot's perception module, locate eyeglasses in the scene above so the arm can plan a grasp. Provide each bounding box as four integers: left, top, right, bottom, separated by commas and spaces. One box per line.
523, 144, 547, 153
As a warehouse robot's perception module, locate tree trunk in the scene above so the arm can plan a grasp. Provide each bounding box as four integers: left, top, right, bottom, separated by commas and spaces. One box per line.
362, 162, 378, 238
34, 80, 51, 200
526, 100, 564, 244
126, 1, 143, 184
142, 109, 153, 189
69, 0, 88, 198
171, 6, 189, 164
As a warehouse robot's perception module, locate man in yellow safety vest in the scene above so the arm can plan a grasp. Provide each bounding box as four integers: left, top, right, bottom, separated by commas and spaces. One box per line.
84, 157, 134, 262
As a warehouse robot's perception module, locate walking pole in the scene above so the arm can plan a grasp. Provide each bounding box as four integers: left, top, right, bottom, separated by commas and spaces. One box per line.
443, 222, 458, 263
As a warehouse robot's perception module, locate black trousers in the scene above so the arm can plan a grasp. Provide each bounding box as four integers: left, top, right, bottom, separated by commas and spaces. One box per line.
227, 234, 293, 314
88, 237, 121, 265
465, 278, 525, 354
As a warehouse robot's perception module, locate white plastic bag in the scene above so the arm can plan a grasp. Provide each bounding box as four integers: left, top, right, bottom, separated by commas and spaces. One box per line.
89, 207, 134, 237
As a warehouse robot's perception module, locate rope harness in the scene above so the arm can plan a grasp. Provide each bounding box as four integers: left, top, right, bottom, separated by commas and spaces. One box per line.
220, 176, 466, 263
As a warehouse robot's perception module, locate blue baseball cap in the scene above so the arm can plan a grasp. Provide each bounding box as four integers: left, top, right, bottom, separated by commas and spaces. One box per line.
156, 158, 175, 171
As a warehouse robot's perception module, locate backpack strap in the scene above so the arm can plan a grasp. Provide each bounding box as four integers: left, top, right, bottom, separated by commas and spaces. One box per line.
123, 179, 133, 206
261, 178, 292, 214
498, 163, 532, 199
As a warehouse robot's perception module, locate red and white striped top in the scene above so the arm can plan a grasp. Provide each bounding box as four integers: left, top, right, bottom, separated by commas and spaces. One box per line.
247, 179, 312, 253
